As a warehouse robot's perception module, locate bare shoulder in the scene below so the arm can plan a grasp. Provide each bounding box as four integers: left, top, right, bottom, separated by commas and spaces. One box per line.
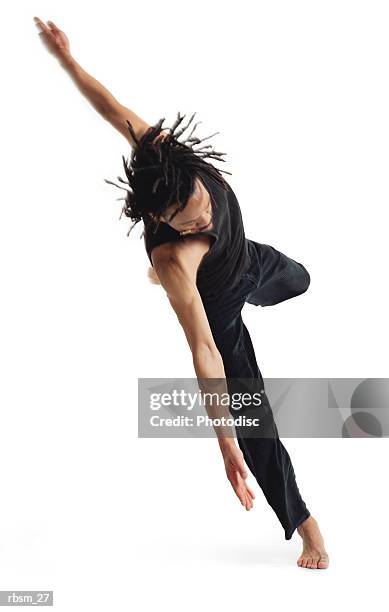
151, 235, 212, 284
149, 235, 218, 355
152, 235, 211, 268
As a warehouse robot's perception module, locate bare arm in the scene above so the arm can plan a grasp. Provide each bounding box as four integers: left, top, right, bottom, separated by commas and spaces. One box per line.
152, 239, 255, 510
155, 256, 224, 376
34, 16, 150, 147
152, 239, 223, 375
61, 56, 150, 145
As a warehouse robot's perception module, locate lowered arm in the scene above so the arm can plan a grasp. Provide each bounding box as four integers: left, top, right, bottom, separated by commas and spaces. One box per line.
152, 240, 255, 511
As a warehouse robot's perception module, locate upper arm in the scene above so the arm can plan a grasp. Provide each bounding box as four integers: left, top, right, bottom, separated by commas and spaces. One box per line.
152, 240, 217, 355
103, 102, 150, 147
103, 103, 170, 148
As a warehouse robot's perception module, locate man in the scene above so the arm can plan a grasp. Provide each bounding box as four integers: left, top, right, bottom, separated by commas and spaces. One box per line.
34, 16, 329, 569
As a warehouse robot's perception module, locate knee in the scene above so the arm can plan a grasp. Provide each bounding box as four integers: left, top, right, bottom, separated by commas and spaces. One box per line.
297, 264, 311, 295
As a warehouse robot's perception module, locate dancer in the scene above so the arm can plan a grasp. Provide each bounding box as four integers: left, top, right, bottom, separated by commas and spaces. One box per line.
34, 16, 329, 569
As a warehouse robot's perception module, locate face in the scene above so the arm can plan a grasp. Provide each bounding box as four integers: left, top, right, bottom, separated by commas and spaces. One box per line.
151, 178, 213, 236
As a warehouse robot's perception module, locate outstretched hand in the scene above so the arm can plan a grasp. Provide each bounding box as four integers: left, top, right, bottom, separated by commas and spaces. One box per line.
221, 442, 255, 510
33, 17, 71, 63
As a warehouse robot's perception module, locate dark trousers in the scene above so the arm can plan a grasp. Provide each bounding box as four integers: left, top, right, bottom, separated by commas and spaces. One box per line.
202, 239, 311, 540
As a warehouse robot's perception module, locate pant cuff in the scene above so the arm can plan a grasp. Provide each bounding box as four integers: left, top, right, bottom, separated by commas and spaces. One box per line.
284, 510, 311, 541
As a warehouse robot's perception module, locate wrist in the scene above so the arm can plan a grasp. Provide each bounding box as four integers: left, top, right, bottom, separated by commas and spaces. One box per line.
218, 436, 236, 454
59, 52, 77, 71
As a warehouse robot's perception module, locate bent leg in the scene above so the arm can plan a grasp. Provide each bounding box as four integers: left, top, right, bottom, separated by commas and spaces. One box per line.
246, 240, 311, 307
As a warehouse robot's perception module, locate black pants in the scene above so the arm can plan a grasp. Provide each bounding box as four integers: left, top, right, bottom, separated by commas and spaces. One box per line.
202, 239, 311, 540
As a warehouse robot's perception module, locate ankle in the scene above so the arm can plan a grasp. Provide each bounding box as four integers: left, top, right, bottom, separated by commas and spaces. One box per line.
297, 516, 315, 533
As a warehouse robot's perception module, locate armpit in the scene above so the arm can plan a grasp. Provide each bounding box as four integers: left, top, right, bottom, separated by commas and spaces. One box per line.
147, 265, 161, 285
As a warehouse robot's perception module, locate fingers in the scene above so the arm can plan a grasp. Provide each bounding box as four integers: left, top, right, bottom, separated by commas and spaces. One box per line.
239, 484, 254, 511
246, 485, 255, 500
243, 482, 254, 509
34, 16, 56, 47
234, 453, 248, 480
229, 469, 254, 510
246, 496, 254, 512
225, 450, 255, 510
33, 17, 51, 34
47, 20, 60, 31
33, 16, 58, 38
237, 486, 250, 509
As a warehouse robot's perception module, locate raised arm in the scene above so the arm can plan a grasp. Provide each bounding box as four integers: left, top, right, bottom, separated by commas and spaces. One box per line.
33, 16, 151, 147
152, 238, 255, 511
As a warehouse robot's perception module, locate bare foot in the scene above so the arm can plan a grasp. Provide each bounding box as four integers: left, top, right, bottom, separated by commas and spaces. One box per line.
296, 516, 329, 569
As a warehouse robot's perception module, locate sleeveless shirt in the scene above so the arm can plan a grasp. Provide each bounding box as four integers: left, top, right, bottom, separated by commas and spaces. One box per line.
143, 173, 250, 300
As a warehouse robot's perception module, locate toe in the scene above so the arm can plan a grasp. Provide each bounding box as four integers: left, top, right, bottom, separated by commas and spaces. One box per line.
317, 556, 329, 569
306, 558, 314, 569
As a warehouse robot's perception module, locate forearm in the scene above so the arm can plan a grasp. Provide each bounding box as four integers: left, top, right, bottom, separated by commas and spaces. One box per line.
192, 345, 225, 380
59, 53, 120, 117
192, 346, 236, 450
191, 345, 252, 510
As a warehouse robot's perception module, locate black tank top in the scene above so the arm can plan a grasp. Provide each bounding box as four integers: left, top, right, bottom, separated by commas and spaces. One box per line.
143, 173, 250, 300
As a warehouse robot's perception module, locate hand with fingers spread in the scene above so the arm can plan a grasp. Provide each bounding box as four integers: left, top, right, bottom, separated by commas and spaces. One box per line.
33, 16, 71, 64
220, 441, 255, 511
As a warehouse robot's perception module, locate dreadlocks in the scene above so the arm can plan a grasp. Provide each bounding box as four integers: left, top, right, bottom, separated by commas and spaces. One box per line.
104, 111, 232, 237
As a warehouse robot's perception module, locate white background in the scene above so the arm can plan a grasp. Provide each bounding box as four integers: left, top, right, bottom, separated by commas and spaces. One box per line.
1, 0, 388, 609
